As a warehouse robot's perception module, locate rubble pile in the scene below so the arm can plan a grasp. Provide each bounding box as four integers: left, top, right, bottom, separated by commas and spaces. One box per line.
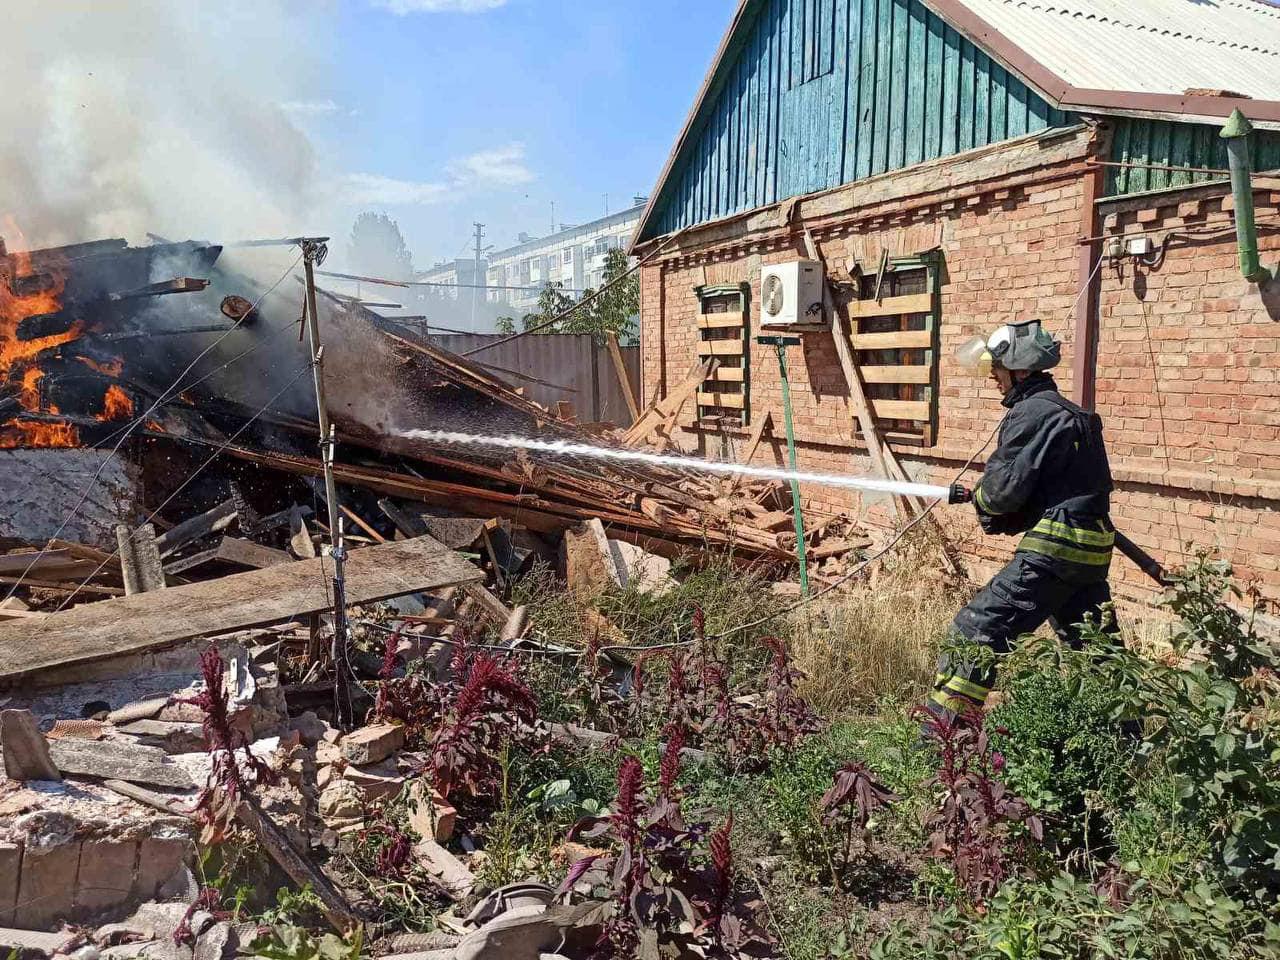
0, 232, 872, 958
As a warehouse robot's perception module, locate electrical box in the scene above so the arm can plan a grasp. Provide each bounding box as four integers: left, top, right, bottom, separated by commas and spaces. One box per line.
760, 260, 825, 329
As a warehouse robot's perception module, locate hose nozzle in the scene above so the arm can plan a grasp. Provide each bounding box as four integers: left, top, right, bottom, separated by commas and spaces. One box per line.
948, 484, 973, 505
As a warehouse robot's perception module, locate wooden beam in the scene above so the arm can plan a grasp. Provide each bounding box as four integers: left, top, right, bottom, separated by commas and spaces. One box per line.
696, 391, 745, 409
851, 330, 933, 350
604, 333, 640, 423
868, 398, 930, 420
706, 366, 745, 382
0, 537, 483, 682
155, 499, 236, 558
622, 358, 715, 447
697, 339, 746, 356
847, 292, 934, 318
697, 312, 745, 329
859, 364, 931, 384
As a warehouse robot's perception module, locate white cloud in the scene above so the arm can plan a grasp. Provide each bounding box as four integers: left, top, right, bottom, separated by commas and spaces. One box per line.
339, 143, 535, 207
339, 172, 450, 205
372, 0, 506, 14
279, 98, 342, 116
448, 142, 534, 187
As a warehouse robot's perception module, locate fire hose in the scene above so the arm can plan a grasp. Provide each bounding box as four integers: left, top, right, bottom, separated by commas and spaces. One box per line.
947, 484, 1169, 586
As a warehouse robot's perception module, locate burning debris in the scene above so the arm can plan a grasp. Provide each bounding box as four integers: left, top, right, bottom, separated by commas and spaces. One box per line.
0, 227, 869, 959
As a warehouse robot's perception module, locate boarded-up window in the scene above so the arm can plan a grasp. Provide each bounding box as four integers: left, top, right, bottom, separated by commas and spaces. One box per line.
850, 255, 940, 445
695, 283, 750, 427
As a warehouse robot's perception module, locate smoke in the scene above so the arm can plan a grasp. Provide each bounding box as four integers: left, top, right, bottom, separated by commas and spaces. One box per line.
0, 0, 331, 249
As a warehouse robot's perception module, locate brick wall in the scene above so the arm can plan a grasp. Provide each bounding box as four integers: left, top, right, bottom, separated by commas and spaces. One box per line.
638, 133, 1280, 605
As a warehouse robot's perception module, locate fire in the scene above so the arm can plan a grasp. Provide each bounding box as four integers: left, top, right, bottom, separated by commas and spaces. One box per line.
0, 419, 80, 450
98, 384, 134, 422
78, 356, 124, 378
2, 216, 83, 447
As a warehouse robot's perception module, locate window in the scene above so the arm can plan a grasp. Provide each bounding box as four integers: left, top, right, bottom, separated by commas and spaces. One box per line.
848, 254, 941, 445
563, 248, 573, 263
695, 283, 750, 427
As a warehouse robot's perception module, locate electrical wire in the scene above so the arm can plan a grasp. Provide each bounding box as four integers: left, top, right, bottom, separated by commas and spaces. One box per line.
2, 252, 304, 602
35, 362, 313, 622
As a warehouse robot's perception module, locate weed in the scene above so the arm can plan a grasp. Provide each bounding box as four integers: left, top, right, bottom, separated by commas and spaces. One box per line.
918, 708, 1044, 904
819, 762, 899, 888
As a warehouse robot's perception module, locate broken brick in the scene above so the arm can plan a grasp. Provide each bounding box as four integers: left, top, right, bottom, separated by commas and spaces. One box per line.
0, 709, 61, 782
339, 723, 404, 765
0, 842, 20, 926
74, 839, 139, 916
15, 840, 81, 930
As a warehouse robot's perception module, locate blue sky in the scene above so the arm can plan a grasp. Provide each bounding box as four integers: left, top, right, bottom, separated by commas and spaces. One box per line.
293, 0, 738, 269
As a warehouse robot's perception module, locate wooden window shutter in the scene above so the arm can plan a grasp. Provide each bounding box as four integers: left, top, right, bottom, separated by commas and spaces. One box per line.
694, 282, 750, 427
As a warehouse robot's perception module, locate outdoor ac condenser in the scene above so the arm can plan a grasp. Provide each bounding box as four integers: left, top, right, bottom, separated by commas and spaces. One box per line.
759, 260, 825, 329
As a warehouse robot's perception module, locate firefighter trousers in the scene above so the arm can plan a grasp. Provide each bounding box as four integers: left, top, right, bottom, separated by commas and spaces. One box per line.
929, 551, 1118, 719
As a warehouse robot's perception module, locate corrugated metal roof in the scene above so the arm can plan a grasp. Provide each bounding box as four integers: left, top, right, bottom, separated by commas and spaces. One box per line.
956, 0, 1280, 100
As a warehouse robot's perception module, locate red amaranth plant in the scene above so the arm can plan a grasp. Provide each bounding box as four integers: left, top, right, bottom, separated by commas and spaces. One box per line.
658, 724, 685, 798
918, 707, 1044, 903
820, 762, 899, 889
563, 752, 768, 959
179, 644, 276, 843
428, 652, 540, 799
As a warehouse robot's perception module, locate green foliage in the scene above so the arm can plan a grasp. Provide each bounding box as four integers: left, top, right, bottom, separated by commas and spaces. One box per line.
872, 872, 1280, 960
990, 658, 1133, 850
248, 923, 364, 960
519, 280, 577, 332
1017, 556, 1280, 899
570, 248, 639, 342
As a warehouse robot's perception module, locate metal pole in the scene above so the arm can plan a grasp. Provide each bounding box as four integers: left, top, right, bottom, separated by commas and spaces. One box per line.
300, 237, 354, 723
772, 340, 810, 597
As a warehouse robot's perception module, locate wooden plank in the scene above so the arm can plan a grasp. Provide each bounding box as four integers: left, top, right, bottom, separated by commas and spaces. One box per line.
697, 391, 745, 409
697, 312, 745, 329
0, 576, 124, 597
847, 292, 934, 317
851, 329, 934, 350
155, 499, 236, 558
622, 358, 715, 447
216, 537, 293, 569
706, 366, 745, 382
868, 398, 930, 421
604, 333, 640, 423
0, 536, 483, 682
697, 339, 746, 356
860, 364, 931, 384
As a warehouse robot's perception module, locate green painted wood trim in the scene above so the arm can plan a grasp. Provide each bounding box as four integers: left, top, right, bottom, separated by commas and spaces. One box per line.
1105, 116, 1280, 197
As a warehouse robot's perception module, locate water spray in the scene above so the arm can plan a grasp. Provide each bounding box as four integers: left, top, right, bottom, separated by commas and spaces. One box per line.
397, 428, 973, 504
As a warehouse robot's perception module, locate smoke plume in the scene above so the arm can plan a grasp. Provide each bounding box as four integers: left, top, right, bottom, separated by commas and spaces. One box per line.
0, 0, 330, 249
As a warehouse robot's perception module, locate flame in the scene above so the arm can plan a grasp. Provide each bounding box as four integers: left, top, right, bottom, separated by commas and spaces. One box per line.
0, 419, 80, 449
2, 216, 84, 448
98, 384, 134, 422
78, 356, 124, 378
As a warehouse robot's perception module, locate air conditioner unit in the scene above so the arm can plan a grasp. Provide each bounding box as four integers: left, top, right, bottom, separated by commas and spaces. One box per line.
760, 260, 825, 329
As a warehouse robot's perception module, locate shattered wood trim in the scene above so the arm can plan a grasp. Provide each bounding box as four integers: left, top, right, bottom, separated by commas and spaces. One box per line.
0, 536, 484, 683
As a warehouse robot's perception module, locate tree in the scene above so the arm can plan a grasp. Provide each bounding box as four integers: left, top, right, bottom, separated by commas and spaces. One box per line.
347, 212, 415, 281
570, 248, 639, 343
495, 315, 518, 335
518, 280, 578, 333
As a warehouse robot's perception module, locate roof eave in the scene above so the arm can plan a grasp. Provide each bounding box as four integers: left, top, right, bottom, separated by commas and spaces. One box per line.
922, 0, 1280, 125
630, 0, 762, 251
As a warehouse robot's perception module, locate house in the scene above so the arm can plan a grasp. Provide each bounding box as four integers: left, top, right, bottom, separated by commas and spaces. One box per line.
630, 0, 1280, 603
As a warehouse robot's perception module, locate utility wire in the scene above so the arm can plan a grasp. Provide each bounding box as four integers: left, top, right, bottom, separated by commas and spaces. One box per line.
36, 363, 313, 622
2, 252, 303, 602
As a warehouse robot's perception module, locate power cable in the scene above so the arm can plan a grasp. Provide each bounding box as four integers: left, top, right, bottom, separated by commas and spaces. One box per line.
35, 362, 313, 622
2, 252, 303, 602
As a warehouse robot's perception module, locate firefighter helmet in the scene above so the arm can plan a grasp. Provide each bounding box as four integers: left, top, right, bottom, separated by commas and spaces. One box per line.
956, 320, 1061, 374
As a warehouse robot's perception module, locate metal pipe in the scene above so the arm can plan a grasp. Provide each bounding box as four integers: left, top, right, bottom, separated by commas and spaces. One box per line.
300, 238, 354, 724
1220, 109, 1274, 285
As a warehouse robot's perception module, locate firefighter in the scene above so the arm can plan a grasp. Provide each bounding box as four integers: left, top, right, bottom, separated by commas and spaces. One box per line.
929, 319, 1118, 721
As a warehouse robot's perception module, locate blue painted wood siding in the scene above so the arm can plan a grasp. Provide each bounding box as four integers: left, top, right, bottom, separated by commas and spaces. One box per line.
1106, 117, 1280, 197
643, 0, 1071, 240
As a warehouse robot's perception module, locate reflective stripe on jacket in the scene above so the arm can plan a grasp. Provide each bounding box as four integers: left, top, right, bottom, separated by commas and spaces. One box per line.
972, 374, 1114, 580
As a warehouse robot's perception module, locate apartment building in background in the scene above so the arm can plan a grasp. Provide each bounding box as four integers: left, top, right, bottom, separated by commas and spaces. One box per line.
486, 200, 647, 315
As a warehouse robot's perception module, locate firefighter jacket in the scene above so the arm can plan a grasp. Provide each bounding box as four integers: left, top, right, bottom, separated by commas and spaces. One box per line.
973, 374, 1115, 581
